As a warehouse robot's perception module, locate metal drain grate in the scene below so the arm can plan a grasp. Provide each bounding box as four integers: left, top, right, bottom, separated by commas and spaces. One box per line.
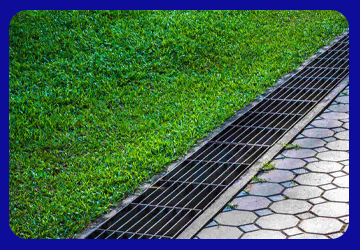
85, 32, 349, 239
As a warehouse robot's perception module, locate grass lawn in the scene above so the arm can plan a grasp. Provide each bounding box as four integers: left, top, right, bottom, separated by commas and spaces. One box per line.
9, 10, 348, 239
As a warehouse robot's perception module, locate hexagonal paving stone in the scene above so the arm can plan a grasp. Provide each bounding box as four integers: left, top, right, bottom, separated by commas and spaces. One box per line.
299, 217, 344, 234
343, 165, 349, 174
259, 170, 295, 183
312, 202, 349, 217
333, 176, 349, 188
248, 183, 284, 196
289, 234, 328, 239
335, 130, 349, 140
270, 199, 311, 214
328, 104, 349, 113
343, 123, 349, 129
311, 119, 342, 128
272, 158, 306, 170
317, 151, 349, 162
302, 128, 334, 138
295, 173, 333, 186
241, 230, 286, 239
336, 96, 349, 104
284, 186, 323, 200
327, 140, 349, 151
197, 226, 242, 239
306, 161, 343, 173
321, 112, 349, 120
256, 214, 299, 230
215, 210, 257, 226
232, 196, 271, 211
292, 138, 326, 149
282, 149, 316, 158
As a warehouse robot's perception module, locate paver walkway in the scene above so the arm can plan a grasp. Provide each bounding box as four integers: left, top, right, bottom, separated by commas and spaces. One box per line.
196, 86, 349, 239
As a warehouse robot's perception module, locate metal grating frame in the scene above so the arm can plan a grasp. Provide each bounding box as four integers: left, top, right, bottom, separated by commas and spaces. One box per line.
85, 32, 349, 239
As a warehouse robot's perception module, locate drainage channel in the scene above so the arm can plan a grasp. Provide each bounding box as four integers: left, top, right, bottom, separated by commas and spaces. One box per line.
85, 32, 349, 239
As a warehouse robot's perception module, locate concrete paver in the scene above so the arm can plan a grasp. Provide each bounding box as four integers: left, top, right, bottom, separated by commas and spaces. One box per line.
256, 214, 299, 230
292, 138, 326, 148
259, 169, 295, 183
270, 199, 311, 214
248, 183, 284, 196
306, 161, 343, 173
283, 186, 323, 200
232, 196, 271, 211
311, 202, 349, 218
299, 217, 344, 234
215, 210, 257, 226
295, 173, 333, 186
302, 128, 334, 138
271, 158, 306, 170
317, 151, 349, 162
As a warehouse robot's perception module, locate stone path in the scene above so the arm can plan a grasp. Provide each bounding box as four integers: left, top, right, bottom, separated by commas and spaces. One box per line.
196, 86, 349, 239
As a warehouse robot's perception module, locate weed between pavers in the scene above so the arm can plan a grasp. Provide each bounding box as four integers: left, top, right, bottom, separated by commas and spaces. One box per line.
251, 176, 266, 183
277, 143, 301, 150
226, 203, 238, 210
261, 161, 276, 171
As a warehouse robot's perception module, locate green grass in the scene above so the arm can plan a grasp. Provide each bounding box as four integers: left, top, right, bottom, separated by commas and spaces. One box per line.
9, 10, 348, 238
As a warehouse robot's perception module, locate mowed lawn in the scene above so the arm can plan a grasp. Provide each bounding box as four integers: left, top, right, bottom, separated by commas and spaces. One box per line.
9, 10, 348, 238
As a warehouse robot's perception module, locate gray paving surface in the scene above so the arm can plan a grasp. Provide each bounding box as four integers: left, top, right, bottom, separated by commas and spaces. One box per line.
196, 86, 349, 239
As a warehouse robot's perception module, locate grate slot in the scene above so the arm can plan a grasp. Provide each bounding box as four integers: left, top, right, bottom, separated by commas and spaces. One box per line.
211, 126, 285, 146
250, 99, 315, 115
89, 204, 200, 238
163, 160, 249, 186
233, 112, 301, 129
307, 58, 348, 69
95, 204, 200, 238
337, 35, 349, 43
188, 142, 268, 164
318, 50, 348, 60
132, 181, 224, 210
87, 229, 172, 239
284, 77, 339, 90
298, 68, 348, 79
266, 87, 328, 101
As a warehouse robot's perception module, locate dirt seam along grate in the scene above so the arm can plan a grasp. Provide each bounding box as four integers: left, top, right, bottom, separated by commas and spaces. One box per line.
84, 31, 349, 239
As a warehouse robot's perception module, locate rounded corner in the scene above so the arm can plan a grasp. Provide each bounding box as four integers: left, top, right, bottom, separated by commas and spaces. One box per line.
330, 10, 349, 29
9, 10, 28, 28
333, 223, 349, 240
9, 223, 27, 240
